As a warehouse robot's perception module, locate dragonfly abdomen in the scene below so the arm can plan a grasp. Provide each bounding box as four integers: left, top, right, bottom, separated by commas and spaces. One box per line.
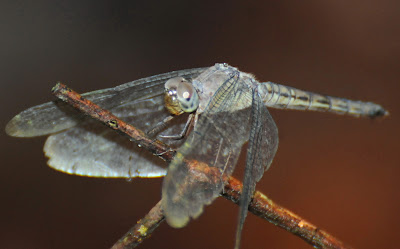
259, 82, 388, 118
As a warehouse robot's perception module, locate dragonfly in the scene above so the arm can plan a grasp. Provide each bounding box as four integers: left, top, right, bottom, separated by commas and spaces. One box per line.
5, 63, 387, 249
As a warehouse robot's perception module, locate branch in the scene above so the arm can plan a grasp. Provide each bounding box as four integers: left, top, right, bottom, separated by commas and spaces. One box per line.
52, 83, 353, 249
110, 201, 164, 249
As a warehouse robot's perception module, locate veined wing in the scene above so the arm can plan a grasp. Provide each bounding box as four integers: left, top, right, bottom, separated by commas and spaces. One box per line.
234, 87, 279, 249
44, 94, 192, 178
44, 119, 168, 178
162, 71, 255, 227
43, 96, 167, 178
5, 67, 206, 137
6, 67, 205, 178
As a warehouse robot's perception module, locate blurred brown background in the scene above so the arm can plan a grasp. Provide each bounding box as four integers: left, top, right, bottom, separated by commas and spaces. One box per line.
1, 1, 399, 249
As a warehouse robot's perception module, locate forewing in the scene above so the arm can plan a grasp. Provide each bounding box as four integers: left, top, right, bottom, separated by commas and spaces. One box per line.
162, 72, 254, 228
5, 67, 206, 137
234, 88, 279, 249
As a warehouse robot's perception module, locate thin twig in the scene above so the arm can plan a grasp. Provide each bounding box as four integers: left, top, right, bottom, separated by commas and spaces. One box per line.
224, 177, 352, 249
111, 201, 164, 249
52, 83, 353, 249
51, 83, 175, 162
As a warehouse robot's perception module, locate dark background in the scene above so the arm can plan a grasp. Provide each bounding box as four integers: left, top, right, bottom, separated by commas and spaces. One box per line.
1, 1, 399, 249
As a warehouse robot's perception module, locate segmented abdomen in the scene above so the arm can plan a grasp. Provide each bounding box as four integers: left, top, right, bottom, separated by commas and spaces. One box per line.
258, 82, 388, 118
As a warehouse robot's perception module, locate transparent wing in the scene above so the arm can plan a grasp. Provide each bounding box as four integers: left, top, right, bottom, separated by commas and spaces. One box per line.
6, 68, 205, 178
234, 87, 279, 249
5, 67, 206, 137
44, 96, 190, 178
162, 72, 255, 227
44, 119, 167, 178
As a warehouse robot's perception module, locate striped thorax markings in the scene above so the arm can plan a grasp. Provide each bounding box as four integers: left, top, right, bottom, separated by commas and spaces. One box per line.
206, 72, 240, 112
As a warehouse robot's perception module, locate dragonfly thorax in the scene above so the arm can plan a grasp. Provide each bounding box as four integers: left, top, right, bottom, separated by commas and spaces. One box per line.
164, 77, 199, 115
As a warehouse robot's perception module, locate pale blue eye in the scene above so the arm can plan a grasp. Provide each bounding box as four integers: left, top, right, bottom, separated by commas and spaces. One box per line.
176, 81, 199, 112
165, 77, 199, 113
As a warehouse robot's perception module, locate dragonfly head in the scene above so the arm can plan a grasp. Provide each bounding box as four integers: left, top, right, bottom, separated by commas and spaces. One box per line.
164, 77, 199, 115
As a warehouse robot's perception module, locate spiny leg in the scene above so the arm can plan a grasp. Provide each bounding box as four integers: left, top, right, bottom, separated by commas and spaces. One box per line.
147, 113, 195, 140
146, 115, 176, 137
159, 113, 194, 140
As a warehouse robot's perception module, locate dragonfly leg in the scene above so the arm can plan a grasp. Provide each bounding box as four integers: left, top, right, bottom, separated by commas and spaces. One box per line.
146, 115, 176, 137
159, 113, 194, 140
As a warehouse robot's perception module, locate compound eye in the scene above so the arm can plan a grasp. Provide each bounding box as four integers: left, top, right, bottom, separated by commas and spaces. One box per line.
176, 80, 199, 113
165, 77, 186, 91
164, 77, 199, 113
177, 81, 195, 101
